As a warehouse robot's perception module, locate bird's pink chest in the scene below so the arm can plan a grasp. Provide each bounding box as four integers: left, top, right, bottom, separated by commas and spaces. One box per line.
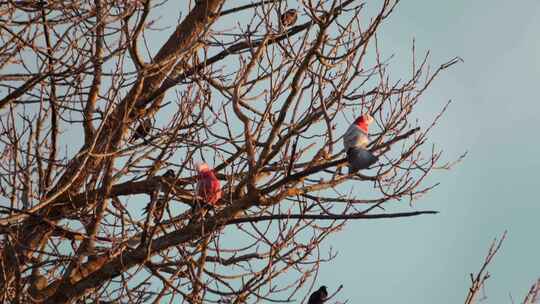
198, 173, 221, 205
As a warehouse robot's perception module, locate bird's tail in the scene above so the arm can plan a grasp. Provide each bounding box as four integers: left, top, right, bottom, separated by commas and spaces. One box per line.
347, 147, 378, 174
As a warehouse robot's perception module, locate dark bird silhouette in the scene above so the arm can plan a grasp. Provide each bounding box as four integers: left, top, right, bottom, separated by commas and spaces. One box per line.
130, 119, 152, 143
163, 169, 175, 179
308, 286, 328, 304
280, 9, 298, 28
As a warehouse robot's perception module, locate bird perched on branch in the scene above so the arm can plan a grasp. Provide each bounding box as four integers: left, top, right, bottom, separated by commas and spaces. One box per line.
196, 163, 222, 206
343, 113, 378, 173
280, 9, 298, 28
163, 169, 175, 179
308, 286, 328, 304
130, 119, 152, 143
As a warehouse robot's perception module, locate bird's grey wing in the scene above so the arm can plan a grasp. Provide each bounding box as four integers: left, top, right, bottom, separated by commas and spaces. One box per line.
343, 125, 357, 151
347, 146, 378, 173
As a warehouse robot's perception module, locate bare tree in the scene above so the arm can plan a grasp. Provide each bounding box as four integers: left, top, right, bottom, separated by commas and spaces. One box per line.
0, 0, 463, 303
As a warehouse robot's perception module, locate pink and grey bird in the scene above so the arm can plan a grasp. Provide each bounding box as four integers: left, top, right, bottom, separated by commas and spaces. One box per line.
343, 113, 378, 173
280, 9, 298, 27
308, 286, 328, 304
196, 163, 222, 206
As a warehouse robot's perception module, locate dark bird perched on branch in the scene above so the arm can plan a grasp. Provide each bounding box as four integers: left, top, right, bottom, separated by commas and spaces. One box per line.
343, 113, 378, 173
130, 119, 152, 143
163, 169, 175, 179
308, 286, 328, 304
280, 9, 298, 27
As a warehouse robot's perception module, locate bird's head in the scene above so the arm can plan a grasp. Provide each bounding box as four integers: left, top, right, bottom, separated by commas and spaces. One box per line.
354, 113, 373, 132
319, 285, 328, 295
196, 162, 211, 174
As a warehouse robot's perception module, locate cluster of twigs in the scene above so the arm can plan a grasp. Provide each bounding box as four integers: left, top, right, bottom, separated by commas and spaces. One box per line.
465, 232, 540, 304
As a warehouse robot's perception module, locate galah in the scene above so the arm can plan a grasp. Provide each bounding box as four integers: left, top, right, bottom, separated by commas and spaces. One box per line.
196, 163, 222, 206
308, 286, 328, 304
280, 9, 298, 27
130, 119, 152, 143
343, 113, 378, 173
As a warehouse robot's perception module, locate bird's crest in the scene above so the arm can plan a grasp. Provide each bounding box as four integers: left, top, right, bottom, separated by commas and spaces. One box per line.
196, 162, 211, 173
354, 113, 373, 132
